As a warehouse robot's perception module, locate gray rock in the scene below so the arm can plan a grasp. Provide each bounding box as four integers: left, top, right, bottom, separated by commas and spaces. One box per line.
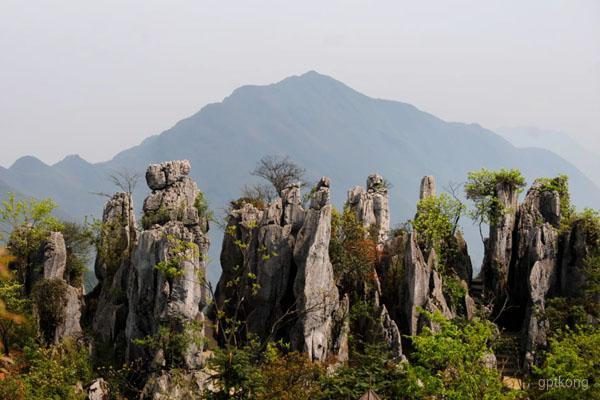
91, 193, 137, 359
140, 370, 210, 400
88, 378, 109, 400
292, 178, 343, 361
403, 232, 431, 336
347, 173, 390, 245
146, 160, 191, 190
482, 181, 519, 311
43, 231, 67, 280
125, 161, 209, 369
419, 175, 436, 199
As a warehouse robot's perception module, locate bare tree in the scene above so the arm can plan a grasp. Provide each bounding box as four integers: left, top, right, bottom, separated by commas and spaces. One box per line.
250, 155, 306, 196
444, 181, 466, 235
240, 183, 277, 204
109, 168, 140, 194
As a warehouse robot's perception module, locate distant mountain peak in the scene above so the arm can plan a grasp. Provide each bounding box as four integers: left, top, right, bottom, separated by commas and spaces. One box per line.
10, 155, 49, 172
54, 154, 91, 168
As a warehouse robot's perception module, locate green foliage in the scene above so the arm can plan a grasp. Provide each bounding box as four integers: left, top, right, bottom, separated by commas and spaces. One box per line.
465, 168, 526, 228
204, 340, 264, 399
0, 339, 93, 400
60, 221, 94, 287
1, 194, 64, 279
0, 194, 63, 241
532, 326, 600, 399
133, 319, 204, 368
154, 234, 199, 280
31, 279, 68, 344
0, 250, 34, 355
406, 311, 508, 399
141, 206, 171, 230
256, 347, 324, 400
320, 341, 406, 399
194, 192, 213, 232
537, 175, 574, 223
412, 193, 464, 255
329, 207, 377, 297
229, 197, 266, 211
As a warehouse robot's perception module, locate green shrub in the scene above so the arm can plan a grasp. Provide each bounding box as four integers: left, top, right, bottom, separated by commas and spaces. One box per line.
31, 279, 68, 344
537, 175, 573, 224
141, 206, 171, 230
532, 326, 600, 399
0, 339, 93, 400
465, 168, 526, 228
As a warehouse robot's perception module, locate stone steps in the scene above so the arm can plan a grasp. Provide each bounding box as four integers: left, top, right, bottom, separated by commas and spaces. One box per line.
494, 330, 523, 378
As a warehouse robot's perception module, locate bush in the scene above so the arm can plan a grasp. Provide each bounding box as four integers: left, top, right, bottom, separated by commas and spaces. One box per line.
532, 326, 600, 399
465, 168, 526, 228
537, 175, 573, 223
0, 339, 93, 400
31, 279, 68, 344
406, 311, 507, 399
330, 207, 378, 297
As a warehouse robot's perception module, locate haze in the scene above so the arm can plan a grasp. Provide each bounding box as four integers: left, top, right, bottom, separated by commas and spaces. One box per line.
1, 0, 599, 167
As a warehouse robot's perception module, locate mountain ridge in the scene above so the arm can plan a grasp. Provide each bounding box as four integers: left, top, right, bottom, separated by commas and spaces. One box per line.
2, 71, 599, 282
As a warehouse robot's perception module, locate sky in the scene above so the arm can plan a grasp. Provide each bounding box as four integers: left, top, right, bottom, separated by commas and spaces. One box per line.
0, 0, 599, 167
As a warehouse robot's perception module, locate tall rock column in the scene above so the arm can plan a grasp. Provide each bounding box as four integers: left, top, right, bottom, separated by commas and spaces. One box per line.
482, 181, 519, 312
345, 174, 402, 358
292, 177, 346, 361
125, 160, 209, 369
347, 173, 390, 246
505, 181, 561, 368
91, 192, 137, 361
32, 231, 83, 344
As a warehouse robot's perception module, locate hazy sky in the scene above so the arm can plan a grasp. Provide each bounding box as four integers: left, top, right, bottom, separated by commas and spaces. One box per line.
1, 0, 599, 167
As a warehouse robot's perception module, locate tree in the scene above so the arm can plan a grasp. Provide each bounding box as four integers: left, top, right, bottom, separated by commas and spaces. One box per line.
0, 248, 31, 356
532, 326, 600, 399
412, 193, 465, 255
464, 168, 526, 242
250, 155, 306, 196
0, 194, 63, 286
405, 311, 508, 399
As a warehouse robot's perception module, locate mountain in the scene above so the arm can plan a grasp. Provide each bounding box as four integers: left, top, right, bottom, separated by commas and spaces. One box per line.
2, 71, 600, 282
496, 126, 600, 187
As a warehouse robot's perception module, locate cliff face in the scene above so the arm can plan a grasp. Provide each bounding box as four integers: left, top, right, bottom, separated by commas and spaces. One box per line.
89, 160, 210, 371
214, 178, 348, 362
67, 160, 594, 391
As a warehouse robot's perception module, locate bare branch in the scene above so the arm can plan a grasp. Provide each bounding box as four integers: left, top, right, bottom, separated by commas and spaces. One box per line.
250, 155, 306, 196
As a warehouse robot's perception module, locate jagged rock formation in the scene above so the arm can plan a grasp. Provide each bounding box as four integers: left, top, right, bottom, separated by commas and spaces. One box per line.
477, 177, 597, 371
88, 160, 210, 373
90, 192, 137, 362
214, 178, 348, 362
346, 174, 402, 357
32, 231, 83, 344
347, 173, 390, 245
125, 160, 210, 369
291, 178, 345, 361
481, 181, 519, 311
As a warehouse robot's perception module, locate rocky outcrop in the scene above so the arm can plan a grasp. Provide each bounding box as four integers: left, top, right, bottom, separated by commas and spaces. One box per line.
140, 370, 210, 400
419, 175, 436, 199
482, 181, 519, 311
91, 192, 137, 361
347, 173, 390, 245
291, 178, 345, 361
499, 181, 560, 367
32, 231, 83, 344
345, 174, 403, 357
88, 378, 110, 400
214, 178, 347, 362
125, 160, 210, 369
43, 232, 67, 279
